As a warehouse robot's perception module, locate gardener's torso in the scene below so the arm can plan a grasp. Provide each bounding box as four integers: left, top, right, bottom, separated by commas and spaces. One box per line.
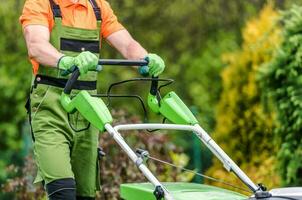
37, 0, 102, 81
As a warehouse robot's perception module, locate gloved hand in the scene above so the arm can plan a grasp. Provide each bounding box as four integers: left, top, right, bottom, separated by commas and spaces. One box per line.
139, 53, 165, 77
58, 51, 99, 76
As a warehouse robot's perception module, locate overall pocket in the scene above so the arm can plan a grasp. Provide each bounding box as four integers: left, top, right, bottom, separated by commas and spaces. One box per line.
68, 111, 91, 132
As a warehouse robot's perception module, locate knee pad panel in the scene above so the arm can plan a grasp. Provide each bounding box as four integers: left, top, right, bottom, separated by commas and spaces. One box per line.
46, 178, 76, 200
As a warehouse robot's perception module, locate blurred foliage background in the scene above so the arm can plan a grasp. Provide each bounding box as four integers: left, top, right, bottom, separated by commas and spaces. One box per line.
206, 3, 281, 191
1, 0, 302, 199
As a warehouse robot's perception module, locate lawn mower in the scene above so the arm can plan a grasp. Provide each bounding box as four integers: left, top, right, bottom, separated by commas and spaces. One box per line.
60, 59, 302, 200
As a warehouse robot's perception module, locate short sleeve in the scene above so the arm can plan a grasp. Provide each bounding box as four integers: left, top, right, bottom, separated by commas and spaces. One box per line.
19, 0, 51, 29
99, 0, 125, 38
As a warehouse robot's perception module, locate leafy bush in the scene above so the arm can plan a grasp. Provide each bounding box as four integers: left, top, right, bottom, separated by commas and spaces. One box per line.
0, 0, 31, 185
1, 156, 45, 200
206, 3, 281, 191
260, 5, 302, 186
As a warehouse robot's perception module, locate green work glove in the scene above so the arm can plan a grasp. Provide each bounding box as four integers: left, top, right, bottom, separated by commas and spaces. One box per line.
58, 51, 99, 76
57, 56, 75, 76
139, 53, 165, 77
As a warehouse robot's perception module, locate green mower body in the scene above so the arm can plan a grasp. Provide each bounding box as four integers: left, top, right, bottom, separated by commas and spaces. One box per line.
120, 182, 247, 200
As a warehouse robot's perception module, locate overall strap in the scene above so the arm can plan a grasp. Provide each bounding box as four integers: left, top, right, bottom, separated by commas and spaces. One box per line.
49, 0, 62, 18
88, 0, 102, 21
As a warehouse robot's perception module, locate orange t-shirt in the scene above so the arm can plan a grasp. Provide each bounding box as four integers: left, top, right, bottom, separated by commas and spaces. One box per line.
19, 0, 125, 73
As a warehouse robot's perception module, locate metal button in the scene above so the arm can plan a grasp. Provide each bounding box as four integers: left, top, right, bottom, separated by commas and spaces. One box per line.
81, 47, 85, 52
36, 77, 41, 82
32, 107, 37, 112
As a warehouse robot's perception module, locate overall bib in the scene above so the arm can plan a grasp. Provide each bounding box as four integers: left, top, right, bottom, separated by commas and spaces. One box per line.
28, 0, 102, 197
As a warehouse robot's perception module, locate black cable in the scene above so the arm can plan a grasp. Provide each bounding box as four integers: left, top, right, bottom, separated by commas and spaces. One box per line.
158, 80, 174, 93
147, 118, 167, 133
106, 77, 174, 108
92, 94, 149, 122
104, 77, 174, 124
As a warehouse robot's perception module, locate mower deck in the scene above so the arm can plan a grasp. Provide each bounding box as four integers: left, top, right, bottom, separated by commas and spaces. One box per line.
120, 182, 247, 200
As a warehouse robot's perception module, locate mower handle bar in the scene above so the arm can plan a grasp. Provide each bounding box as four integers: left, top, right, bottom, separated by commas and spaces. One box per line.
63, 59, 158, 95
99, 59, 148, 66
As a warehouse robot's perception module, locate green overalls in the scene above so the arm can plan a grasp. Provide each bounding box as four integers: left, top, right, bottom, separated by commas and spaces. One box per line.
28, 0, 102, 197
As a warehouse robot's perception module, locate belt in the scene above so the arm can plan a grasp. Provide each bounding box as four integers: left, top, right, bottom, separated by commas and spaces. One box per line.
34, 74, 97, 90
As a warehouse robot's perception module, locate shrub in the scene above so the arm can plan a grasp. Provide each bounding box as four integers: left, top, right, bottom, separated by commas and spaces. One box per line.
260, 5, 302, 186
206, 3, 281, 191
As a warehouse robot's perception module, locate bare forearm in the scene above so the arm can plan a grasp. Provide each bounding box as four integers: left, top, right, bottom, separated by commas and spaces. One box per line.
27, 40, 63, 67
106, 30, 148, 60
122, 40, 148, 60
24, 25, 63, 68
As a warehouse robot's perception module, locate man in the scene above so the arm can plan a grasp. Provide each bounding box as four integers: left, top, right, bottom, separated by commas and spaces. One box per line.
19, 0, 165, 199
